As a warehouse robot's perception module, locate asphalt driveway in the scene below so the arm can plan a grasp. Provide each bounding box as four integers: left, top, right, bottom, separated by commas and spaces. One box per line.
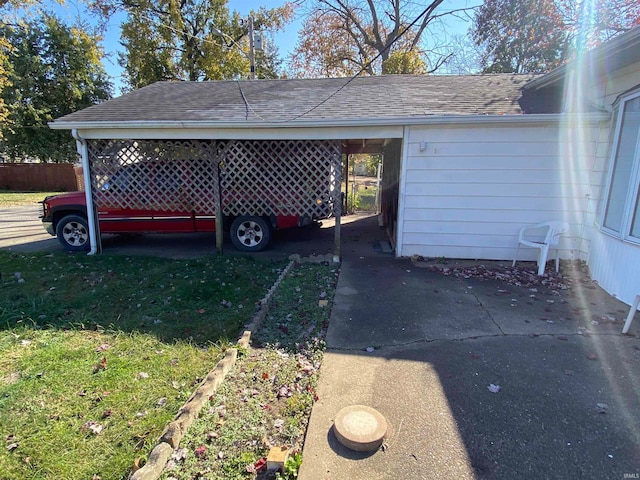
0, 204, 351, 260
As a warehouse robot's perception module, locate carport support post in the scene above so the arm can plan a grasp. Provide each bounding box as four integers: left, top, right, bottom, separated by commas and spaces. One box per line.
72, 129, 100, 254
215, 160, 224, 255
334, 153, 342, 262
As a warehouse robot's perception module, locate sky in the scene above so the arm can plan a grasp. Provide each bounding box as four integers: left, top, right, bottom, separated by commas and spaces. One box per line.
52, 0, 479, 95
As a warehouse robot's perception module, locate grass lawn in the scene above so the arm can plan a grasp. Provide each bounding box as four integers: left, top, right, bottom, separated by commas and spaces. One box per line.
160, 263, 338, 480
0, 191, 63, 207
0, 251, 287, 479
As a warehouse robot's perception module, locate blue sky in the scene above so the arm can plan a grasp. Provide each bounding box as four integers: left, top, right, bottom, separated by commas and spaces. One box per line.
53, 0, 478, 94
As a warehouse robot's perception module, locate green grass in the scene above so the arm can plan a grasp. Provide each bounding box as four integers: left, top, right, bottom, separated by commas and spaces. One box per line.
0, 251, 286, 479
0, 191, 63, 207
161, 263, 338, 480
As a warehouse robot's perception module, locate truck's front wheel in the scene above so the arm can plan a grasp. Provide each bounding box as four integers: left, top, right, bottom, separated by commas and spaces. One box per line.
230, 216, 271, 252
56, 214, 90, 251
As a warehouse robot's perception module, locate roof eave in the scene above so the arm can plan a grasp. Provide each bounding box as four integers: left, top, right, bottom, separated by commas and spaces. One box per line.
49, 112, 610, 132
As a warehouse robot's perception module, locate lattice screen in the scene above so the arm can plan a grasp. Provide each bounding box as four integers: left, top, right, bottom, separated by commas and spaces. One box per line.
219, 140, 341, 218
86, 139, 341, 219
87, 139, 218, 214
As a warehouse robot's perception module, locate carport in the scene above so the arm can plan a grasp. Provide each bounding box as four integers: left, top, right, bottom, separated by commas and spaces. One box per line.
49, 75, 531, 258
49, 79, 412, 257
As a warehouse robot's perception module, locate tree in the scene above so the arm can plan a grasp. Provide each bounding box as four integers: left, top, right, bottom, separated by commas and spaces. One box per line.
472, 0, 566, 73
0, 15, 112, 162
472, 0, 640, 74
557, 0, 640, 49
0, 37, 10, 136
288, 0, 472, 78
115, 0, 294, 89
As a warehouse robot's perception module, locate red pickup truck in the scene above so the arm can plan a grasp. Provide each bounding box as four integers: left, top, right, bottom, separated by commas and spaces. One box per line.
40, 161, 332, 252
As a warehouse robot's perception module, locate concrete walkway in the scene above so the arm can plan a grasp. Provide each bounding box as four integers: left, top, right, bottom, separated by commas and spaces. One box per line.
300, 254, 640, 479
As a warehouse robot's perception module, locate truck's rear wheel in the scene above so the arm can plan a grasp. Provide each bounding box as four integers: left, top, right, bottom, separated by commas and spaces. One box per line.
56, 214, 90, 251
230, 216, 271, 252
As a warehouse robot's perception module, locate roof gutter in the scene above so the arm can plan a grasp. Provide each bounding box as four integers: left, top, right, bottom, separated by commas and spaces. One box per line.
50, 112, 610, 132
71, 129, 98, 255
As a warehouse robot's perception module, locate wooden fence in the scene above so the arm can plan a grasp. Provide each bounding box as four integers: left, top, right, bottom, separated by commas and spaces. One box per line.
0, 163, 81, 191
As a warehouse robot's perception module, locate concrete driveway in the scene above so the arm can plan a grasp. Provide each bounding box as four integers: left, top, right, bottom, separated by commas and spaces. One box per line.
299, 255, 640, 480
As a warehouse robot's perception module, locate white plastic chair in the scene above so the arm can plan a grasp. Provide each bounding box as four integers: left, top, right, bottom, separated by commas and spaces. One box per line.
512, 221, 569, 276
622, 294, 640, 334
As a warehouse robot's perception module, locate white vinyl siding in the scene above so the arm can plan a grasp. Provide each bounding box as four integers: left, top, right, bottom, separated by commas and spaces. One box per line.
399, 122, 598, 260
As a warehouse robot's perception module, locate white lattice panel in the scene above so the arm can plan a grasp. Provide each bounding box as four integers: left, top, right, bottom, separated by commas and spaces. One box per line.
87, 139, 341, 219
87, 140, 219, 213
220, 140, 341, 218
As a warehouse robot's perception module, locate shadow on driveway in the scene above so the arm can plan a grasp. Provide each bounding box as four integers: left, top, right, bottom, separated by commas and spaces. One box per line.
300, 256, 640, 480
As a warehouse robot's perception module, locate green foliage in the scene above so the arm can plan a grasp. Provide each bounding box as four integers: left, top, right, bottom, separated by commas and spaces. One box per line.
347, 190, 361, 212
472, 0, 566, 74
277, 453, 303, 480
382, 50, 427, 74
0, 15, 112, 162
117, 0, 294, 89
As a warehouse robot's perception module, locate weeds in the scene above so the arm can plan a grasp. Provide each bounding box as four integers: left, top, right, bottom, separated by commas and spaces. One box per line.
163, 263, 338, 480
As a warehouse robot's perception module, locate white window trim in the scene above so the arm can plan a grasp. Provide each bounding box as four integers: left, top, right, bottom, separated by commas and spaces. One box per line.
600, 88, 640, 244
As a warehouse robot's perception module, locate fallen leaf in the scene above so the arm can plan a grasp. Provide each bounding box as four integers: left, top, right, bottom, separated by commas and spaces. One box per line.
92, 357, 107, 373
172, 448, 188, 462
82, 421, 104, 435
132, 458, 143, 472
277, 386, 290, 398
253, 457, 267, 472
194, 445, 207, 458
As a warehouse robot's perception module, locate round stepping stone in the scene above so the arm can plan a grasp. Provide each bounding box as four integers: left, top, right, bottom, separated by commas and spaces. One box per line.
333, 405, 387, 452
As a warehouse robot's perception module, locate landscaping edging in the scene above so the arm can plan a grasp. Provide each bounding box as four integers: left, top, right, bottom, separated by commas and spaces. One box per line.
130, 259, 298, 480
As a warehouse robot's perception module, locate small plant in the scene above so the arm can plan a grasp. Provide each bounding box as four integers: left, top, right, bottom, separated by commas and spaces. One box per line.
347, 190, 361, 212
276, 453, 303, 480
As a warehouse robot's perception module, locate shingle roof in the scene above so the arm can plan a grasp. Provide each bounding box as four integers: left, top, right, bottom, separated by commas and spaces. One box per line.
53, 74, 541, 126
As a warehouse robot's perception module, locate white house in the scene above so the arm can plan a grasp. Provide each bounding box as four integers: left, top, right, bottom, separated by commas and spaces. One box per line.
50, 27, 640, 305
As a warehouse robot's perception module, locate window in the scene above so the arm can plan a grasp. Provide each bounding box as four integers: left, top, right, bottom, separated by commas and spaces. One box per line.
602, 90, 640, 242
